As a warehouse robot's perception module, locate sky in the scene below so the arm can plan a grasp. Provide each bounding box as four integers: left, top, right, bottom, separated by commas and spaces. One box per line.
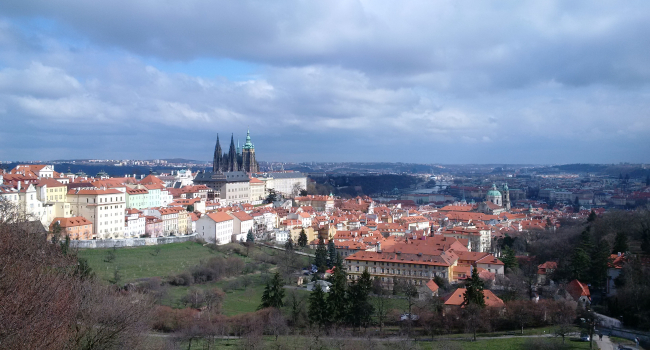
0, 1, 649, 164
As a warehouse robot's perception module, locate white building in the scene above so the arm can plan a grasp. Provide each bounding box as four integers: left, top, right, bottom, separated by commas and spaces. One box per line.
124, 209, 146, 238
256, 172, 307, 198
68, 188, 126, 239
252, 211, 279, 231
197, 212, 234, 245
228, 211, 255, 242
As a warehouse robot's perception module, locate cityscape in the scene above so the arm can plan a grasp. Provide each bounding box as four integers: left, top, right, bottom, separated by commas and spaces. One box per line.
1, 2, 649, 350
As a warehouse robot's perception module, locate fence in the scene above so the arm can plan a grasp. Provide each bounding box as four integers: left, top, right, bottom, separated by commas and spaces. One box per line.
69, 233, 198, 249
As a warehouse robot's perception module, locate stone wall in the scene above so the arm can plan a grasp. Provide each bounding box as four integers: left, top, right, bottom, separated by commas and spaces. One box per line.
69, 233, 198, 249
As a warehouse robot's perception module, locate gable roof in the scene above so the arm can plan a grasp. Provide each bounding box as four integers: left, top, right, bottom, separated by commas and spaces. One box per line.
443, 288, 504, 308
206, 212, 233, 223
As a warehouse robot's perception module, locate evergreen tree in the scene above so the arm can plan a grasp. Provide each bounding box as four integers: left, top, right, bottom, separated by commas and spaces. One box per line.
327, 264, 348, 325
641, 233, 650, 254
314, 239, 328, 272
501, 246, 518, 271
463, 266, 485, 307
50, 221, 62, 243
590, 239, 611, 289
570, 247, 591, 281
347, 270, 374, 328
612, 232, 629, 254
298, 228, 308, 248
246, 229, 255, 243
186, 204, 194, 213
265, 189, 278, 204
334, 253, 344, 269
284, 236, 294, 251
308, 283, 329, 330
259, 272, 285, 309
578, 229, 593, 251
327, 239, 337, 267
587, 209, 597, 223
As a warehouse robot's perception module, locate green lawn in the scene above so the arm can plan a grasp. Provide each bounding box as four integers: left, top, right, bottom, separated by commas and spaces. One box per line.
76, 241, 221, 283
159, 273, 272, 315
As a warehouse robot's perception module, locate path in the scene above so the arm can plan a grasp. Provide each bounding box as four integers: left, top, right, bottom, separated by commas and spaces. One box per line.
595, 335, 616, 350
258, 243, 315, 257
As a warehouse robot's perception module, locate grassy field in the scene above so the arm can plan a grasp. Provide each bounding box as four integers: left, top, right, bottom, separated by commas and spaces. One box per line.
76, 241, 221, 283
160, 274, 273, 315
178, 335, 594, 350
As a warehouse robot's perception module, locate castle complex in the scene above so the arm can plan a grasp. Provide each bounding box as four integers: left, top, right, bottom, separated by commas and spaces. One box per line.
212, 130, 259, 174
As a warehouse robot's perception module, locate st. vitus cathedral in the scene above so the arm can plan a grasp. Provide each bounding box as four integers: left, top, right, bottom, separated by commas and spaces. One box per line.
212, 130, 259, 174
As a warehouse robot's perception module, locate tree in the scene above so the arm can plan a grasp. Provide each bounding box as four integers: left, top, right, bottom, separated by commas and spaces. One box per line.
403, 281, 419, 336
326, 265, 347, 326
0, 210, 154, 350
265, 189, 278, 204
284, 236, 294, 251
291, 183, 303, 198
327, 239, 337, 267
308, 284, 329, 330
570, 247, 591, 281
590, 238, 611, 289
246, 229, 255, 243
182, 287, 206, 309
299, 189, 308, 197
501, 246, 518, 271
642, 233, 650, 254
259, 272, 285, 309
287, 290, 307, 327
50, 221, 62, 242
612, 231, 628, 254
314, 239, 328, 272
463, 267, 485, 307
347, 270, 374, 329
298, 228, 308, 248
186, 204, 194, 213
551, 300, 577, 344
587, 209, 597, 223
463, 303, 484, 341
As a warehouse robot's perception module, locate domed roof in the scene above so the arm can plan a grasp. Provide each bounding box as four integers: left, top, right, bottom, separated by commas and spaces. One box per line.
486, 183, 502, 197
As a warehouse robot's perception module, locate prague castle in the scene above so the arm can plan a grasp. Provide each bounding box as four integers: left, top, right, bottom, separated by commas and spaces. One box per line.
212, 130, 259, 174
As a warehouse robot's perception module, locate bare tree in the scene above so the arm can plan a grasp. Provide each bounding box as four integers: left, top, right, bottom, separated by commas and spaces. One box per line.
181, 287, 206, 309
266, 308, 288, 341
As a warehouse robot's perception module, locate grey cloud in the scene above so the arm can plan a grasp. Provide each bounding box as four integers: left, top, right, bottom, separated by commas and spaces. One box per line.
2, 1, 650, 92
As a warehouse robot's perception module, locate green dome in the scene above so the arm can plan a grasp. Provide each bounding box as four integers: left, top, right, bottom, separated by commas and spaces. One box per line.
486, 184, 502, 197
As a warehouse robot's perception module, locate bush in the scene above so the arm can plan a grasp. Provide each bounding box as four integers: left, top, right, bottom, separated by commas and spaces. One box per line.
151, 306, 198, 333
168, 271, 193, 286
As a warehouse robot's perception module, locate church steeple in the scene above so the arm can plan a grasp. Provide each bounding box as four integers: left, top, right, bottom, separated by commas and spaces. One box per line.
213, 134, 222, 173
228, 134, 238, 171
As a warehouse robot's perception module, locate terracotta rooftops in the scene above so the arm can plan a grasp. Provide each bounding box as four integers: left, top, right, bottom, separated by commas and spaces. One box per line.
207, 212, 233, 223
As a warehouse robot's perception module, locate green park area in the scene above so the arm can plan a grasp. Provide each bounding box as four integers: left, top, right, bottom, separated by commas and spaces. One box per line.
77, 241, 310, 316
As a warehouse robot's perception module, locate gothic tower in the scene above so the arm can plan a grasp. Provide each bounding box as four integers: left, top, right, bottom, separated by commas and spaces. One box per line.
213, 135, 223, 173
241, 129, 259, 173
502, 183, 511, 211
228, 134, 238, 172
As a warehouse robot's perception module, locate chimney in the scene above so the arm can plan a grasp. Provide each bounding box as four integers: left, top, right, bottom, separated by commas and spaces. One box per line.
17, 181, 21, 191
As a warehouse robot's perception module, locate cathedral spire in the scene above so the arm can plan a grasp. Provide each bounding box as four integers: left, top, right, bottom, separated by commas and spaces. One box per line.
228, 133, 238, 171
213, 134, 222, 173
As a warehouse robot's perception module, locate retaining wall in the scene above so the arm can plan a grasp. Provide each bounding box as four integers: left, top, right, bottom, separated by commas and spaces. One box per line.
69, 233, 198, 249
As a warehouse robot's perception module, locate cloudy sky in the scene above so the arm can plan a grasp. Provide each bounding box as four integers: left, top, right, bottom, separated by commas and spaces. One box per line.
0, 1, 648, 164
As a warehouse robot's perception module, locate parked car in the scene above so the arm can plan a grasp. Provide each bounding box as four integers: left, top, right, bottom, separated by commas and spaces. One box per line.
580, 334, 590, 342
400, 313, 419, 321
